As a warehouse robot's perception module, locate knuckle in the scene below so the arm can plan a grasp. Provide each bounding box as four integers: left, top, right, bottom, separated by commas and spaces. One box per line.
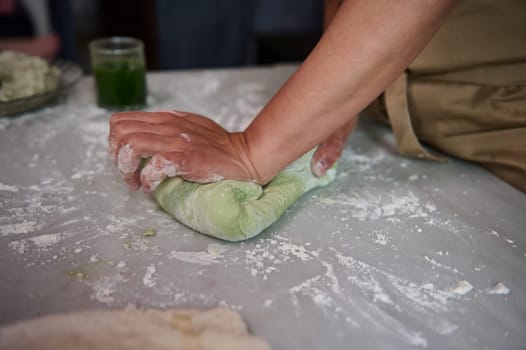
149, 152, 165, 163
121, 133, 141, 146
110, 120, 126, 136
156, 151, 176, 164
161, 123, 180, 136
109, 112, 126, 126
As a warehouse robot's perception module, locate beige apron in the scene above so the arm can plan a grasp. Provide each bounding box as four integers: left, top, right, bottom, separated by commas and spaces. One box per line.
366, 0, 526, 192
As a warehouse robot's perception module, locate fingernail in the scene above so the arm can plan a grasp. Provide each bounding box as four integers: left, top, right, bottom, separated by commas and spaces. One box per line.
312, 159, 328, 177
117, 144, 139, 175
124, 173, 141, 191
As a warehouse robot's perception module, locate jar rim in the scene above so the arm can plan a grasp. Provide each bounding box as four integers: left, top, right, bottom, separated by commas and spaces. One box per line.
90, 37, 143, 55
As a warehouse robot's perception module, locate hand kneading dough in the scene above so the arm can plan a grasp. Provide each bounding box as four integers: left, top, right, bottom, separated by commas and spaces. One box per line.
153, 150, 336, 241
0, 307, 270, 350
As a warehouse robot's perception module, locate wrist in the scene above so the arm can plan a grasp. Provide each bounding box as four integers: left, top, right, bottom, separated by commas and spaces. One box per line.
229, 132, 271, 185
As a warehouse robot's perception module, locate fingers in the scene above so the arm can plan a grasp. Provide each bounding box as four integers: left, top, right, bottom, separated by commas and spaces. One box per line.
116, 134, 191, 190
109, 110, 218, 160
117, 144, 142, 175
110, 111, 180, 128
109, 111, 181, 160
108, 110, 250, 192
109, 120, 186, 161
311, 116, 358, 177
116, 143, 146, 191
140, 153, 181, 193
109, 110, 195, 180
139, 151, 228, 193
124, 169, 141, 191
117, 145, 141, 191
311, 138, 343, 177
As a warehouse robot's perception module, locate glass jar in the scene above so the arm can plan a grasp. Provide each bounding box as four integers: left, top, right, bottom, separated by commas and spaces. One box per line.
90, 37, 147, 109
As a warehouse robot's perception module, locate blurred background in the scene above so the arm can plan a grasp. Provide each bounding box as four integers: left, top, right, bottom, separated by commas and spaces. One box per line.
0, 0, 324, 72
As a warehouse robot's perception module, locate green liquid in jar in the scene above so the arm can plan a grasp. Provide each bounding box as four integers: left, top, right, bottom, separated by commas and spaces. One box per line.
94, 61, 146, 109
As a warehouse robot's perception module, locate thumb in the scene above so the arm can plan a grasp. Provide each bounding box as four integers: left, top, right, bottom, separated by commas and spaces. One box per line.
311, 116, 358, 177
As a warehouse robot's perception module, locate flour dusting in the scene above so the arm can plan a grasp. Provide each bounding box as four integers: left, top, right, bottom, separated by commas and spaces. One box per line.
143, 264, 157, 288
319, 191, 433, 222
487, 282, 510, 295
1, 221, 37, 236
451, 280, 473, 295
169, 244, 227, 265
1, 69, 524, 350
89, 276, 122, 305
0, 183, 18, 192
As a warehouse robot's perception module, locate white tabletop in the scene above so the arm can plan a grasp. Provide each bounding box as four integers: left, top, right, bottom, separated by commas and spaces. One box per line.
0, 65, 525, 350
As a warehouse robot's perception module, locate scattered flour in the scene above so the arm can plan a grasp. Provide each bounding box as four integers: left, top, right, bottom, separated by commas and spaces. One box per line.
0, 183, 18, 192
487, 282, 510, 295
143, 264, 157, 288
436, 321, 459, 335
1, 70, 523, 350
169, 244, 227, 266
451, 280, 473, 296
89, 276, 123, 305
0, 221, 37, 236
489, 230, 500, 237
179, 133, 191, 142
277, 242, 311, 262
242, 236, 317, 279
424, 256, 459, 274
30, 233, 68, 248
373, 232, 388, 245
319, 191, 433, 222
373, 292, 394, 304
8, 240, 28, 255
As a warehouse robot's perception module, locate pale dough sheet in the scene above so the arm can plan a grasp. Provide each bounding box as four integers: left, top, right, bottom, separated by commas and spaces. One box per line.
0, 307, 270, 350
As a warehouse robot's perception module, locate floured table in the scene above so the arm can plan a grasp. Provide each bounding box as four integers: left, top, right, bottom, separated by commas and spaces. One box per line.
0, 65, 525, 350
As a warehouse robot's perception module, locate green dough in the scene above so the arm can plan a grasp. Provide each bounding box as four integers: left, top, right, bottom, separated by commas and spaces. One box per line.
153, 150, 336, 241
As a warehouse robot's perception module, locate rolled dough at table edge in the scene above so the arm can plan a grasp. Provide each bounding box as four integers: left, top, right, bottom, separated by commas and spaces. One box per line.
0, 307, 271, 350
153, 149, 336, 241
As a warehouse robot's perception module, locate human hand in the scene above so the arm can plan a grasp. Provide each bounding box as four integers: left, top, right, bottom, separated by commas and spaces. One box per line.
109, 110, 260, 192
311, 116, 358, 177
0, 33, 60, 60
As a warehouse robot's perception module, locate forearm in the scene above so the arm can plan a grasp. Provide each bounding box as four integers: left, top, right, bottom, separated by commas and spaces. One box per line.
244, 0, 456, 183
324, 0, 343, 29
